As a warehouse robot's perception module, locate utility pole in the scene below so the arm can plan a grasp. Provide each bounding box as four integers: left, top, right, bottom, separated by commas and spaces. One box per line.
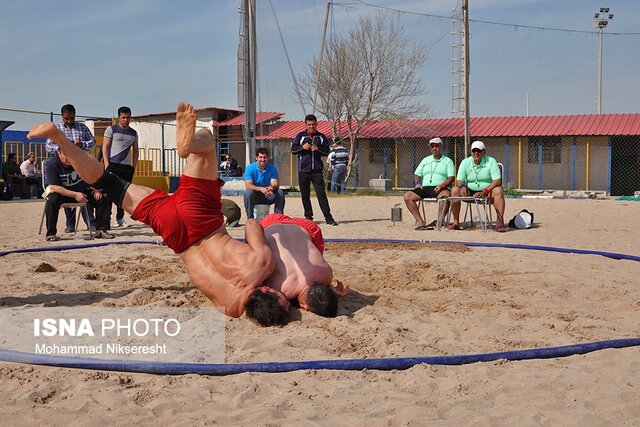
593, 7, 613, 114
313, 1, 331, 115
462, 0, 470, 158
238, 0, 257, 164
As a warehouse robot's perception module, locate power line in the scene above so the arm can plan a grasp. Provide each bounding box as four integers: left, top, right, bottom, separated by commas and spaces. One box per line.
333, 0, 640, 35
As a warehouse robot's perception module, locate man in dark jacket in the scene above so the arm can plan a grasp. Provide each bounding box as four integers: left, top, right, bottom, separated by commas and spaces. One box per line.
291, 114, 338, 226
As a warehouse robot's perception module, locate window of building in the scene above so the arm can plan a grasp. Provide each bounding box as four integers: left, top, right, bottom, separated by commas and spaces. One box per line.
528, 136, 561, 163
368, 141, 396, 164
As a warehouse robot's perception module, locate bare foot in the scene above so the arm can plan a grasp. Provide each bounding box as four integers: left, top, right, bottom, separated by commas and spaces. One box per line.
176, 102, 196, 157
27, 122, 60, 140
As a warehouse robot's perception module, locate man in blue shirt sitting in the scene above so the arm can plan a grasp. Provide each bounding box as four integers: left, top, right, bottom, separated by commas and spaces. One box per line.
243, 147, 285, 219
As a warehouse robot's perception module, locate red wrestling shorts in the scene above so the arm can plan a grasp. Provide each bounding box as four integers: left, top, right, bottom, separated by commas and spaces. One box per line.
131, 175, 224, 254
260, 214, 325, 253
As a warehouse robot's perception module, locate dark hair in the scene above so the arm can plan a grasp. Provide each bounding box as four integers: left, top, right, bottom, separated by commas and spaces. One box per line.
7, 152, 16, 160
304, 284, 338, 317
245, 289, 288, 326
61, 104, 76, 115
118, 106, 132, 116
304, 114, 317, 122
256, 147, 269, 156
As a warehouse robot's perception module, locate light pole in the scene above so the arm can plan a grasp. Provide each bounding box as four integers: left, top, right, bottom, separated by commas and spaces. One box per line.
593, 7, 613, 114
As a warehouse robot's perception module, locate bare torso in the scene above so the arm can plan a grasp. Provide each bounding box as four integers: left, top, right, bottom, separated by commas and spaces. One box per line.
27, 103, 277, 318
179, 224, 274, 317
263, 223, 333, 299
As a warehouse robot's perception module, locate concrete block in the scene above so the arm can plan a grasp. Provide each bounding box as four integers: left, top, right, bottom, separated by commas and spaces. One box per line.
369, 178, 392, 192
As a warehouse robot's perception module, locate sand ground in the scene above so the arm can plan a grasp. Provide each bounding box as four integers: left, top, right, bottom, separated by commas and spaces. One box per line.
0, 195, 639, 425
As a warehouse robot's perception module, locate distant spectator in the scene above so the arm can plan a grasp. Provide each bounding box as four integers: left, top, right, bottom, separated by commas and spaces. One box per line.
19, 152, 44, 198
243, 147, 285, 219
220, 153, 241, 176
102, 106, 139, 228
329, 139, 348, 194
291, 114, 337, 226
46, 104, 97, 232
2, 152, 29, 199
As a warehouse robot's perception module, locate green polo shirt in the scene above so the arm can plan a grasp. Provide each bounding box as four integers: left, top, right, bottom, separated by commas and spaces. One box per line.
414, 155, 455, 187
456, 155, 501, 192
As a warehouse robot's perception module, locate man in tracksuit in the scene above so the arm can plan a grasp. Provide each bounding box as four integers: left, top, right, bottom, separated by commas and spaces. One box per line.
291, 114, 338, 226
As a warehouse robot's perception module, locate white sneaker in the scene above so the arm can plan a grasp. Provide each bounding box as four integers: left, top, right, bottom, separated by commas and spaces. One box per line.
113, 218, 129, 228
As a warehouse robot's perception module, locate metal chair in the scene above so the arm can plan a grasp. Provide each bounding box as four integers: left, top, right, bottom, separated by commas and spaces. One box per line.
443, 196, 491, 232
417, 197, 449, 229
37, 159, 93, 238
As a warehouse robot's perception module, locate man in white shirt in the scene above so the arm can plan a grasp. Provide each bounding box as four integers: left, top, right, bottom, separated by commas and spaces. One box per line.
19, 152, 44, 198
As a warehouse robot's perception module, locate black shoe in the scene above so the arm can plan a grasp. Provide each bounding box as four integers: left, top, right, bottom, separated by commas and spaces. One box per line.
326, 220, 339, 226
305, 216, 313, 221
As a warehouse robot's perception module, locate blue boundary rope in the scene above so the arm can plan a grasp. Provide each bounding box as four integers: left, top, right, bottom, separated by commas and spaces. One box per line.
0, 239, 637, 374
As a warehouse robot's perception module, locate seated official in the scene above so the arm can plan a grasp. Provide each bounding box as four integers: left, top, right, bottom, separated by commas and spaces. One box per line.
403, 137, 454, 230
243, 147, 285, 219
448, 140, 506, 232
44, 151, 114, 241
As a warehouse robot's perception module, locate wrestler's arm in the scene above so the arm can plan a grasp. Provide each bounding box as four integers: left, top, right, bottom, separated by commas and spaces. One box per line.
243, 219, 276, 278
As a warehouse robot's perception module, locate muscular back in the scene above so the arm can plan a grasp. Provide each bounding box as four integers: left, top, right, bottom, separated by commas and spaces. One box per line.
180, 224, 274, 317
263, 223, 333, 299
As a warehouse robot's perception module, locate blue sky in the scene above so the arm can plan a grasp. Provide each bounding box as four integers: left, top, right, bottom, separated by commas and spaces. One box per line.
1, 0, 638, 120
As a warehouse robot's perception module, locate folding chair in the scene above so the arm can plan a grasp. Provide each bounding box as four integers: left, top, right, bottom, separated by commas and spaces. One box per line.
37, 159, 93, 238
417, 197, 449, 229
444, 196, 491, 232
416, 197, 437, 224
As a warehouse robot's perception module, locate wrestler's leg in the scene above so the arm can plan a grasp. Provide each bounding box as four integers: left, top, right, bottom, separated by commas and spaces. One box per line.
176, 102, 218, 181
28, 123, 103, 184
28, 123, 153, 213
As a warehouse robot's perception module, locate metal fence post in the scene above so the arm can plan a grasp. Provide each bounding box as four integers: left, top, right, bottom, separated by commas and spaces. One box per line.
161, 122, 166, 176
537, 142, 543, 190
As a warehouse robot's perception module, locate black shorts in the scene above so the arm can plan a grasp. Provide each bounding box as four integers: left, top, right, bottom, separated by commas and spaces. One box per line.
462, 187, 486, 198
412, 187, 440, 199
90, 171, 131, 208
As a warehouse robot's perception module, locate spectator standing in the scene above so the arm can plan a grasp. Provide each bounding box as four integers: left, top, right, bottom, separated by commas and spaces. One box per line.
243, 147, 285, 219
46, 104, 97, 232
19, 152, 44, 198
102, 106, 139, 228
291, 114, 338, 226
329, 139, 348, 194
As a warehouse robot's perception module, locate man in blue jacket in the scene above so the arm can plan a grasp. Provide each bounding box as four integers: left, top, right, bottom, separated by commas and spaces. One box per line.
291, 114, 338, 226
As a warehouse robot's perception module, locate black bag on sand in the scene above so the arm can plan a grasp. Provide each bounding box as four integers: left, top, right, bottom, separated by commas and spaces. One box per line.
508, 209, 534, 229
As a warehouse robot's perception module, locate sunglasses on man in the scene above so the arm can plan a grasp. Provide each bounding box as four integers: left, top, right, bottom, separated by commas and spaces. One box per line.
471, 148, 484, 153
